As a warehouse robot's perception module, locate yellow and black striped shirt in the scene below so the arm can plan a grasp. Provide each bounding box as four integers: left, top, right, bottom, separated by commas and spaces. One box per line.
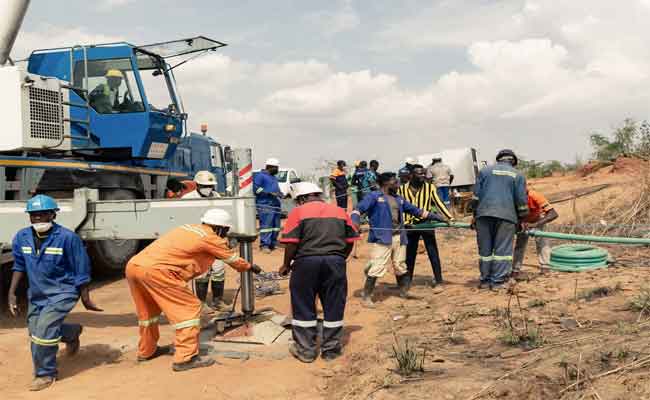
398, 182, 452, 225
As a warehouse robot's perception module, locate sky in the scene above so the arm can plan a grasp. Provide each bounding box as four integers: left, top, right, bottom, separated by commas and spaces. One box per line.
12, 0, 650, 171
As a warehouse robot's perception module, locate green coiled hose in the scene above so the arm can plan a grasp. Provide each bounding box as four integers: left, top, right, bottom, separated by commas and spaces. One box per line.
548, 244, 609, 272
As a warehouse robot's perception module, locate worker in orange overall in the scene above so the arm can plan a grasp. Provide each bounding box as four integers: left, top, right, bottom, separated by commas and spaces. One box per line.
125, 209, 262, 371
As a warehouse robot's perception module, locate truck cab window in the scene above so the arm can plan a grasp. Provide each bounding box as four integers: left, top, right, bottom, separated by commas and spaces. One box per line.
75, 59, 145, 114
210, 144, 223, 168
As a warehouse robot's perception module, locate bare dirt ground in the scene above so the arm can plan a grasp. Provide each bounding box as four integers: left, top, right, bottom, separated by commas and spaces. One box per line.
2, 165, 650, 399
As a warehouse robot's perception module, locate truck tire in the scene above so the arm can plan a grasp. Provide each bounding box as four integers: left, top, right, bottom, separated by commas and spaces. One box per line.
87, 189, 141, 274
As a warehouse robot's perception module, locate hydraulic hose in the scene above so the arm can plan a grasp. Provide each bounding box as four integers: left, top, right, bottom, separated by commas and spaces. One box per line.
527, 229, 650, 245
414, 222, 650, 245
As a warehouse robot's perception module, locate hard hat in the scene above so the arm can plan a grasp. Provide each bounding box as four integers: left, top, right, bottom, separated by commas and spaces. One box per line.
201, 209, 232, 228
496, 149, 518, 166
25, 195, 59, 213
405, 157, 416, 165
291, 182, 323, 198
105, 69, 124, 79
194, 170, 217, 186
265, 158, 280, 167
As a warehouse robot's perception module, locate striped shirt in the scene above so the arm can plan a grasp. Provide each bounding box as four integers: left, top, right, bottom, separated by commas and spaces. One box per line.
398, 182, 452, 224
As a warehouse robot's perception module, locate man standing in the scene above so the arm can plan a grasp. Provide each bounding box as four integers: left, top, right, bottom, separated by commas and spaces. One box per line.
368, 160, 380, 190
512, 186, 558, 277
279, 182, 359, 363
329, 160, 349, 210
427, 157, 454, 208
351, 160, 370, 203
398, 165, 453, 290
352, 173, 447, 307
126, 209, 262, 371
181, 171, 227, 310
472, 149, 528, 291
8, 195, 102, 391
398, 165, 411, 186
254, 158, 283, 253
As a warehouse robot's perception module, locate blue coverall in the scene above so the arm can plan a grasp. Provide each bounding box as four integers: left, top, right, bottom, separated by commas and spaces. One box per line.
473, 162, 529, 285
12, 223, 91, 378
351, 190, 424, 246
254, 170, 282, 249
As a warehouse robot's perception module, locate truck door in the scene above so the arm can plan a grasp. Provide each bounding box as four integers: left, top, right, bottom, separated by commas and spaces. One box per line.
210, 143, 226, 193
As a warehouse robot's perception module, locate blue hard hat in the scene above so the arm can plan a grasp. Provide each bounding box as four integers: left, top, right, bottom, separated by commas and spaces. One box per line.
25, 195, 59, 213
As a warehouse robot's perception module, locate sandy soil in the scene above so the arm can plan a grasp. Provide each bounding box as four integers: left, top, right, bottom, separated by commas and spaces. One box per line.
1, 166, 650, 399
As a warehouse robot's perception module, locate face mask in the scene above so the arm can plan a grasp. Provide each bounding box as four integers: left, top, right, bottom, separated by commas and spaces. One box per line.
32, 222, 52, 233
198, 187, 213, 197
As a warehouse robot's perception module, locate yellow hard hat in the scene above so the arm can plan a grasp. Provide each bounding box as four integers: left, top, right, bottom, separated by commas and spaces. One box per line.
105, 69, 124, 79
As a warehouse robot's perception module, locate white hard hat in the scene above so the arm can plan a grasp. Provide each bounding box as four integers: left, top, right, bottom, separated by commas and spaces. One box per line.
291, 182, 323, 198
405, 157, 416, 164
265, 158, 280, 167
201, 209, 232, 228
194, 170, 217, 186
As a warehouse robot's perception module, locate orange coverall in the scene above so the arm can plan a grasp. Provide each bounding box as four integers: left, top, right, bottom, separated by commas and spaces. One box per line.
125, 224, 250, 363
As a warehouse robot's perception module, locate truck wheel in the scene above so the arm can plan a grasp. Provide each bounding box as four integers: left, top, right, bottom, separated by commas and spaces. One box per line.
87, 189, 141, 274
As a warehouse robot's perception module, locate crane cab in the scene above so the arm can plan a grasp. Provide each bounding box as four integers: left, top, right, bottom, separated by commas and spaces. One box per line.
23, 36, 226, 165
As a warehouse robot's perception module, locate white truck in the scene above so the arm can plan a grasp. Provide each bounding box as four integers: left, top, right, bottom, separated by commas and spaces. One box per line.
415, 147, 480, 191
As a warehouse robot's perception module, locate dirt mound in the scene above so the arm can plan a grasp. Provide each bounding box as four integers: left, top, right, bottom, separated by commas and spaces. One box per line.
577, 157, 648, 178
611, 157, 649, 175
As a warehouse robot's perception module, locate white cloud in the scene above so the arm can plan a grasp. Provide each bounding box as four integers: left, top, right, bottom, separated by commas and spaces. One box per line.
305, 0, 360, 36
12, 25, 122, 60
98, 0, 134, 11
15, 1, 650, 172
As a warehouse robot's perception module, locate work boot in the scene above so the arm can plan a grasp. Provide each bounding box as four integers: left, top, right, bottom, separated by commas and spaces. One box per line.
29, 376, 55, 391
289, 344, 316, 363
137, 345, 175, 362
430, 280, 445, 294
362, 277, 377, 308
321, 350, 343, 362
478, 281, 490, 290
65, 325, 83, 357
172, 355, 216, 372
397, 274, 419, 299
490, 283, 506, 292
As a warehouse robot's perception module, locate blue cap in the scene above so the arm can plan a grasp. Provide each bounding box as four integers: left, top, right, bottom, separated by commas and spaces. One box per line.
26, 195, 59, 213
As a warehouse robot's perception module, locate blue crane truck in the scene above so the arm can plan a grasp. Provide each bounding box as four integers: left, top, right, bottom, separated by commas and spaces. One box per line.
0, 36, 233, 272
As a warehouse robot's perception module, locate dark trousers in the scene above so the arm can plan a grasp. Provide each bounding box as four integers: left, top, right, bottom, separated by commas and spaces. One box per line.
475, 216, 516, 284
335, 191, 347, 209
356, 191, 365, 203
27, 297, 81, 377
405, 230, 443, 283
290, 255, 347, 358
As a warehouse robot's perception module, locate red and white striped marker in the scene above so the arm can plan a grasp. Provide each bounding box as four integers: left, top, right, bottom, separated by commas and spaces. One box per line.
239, 163, 253, 196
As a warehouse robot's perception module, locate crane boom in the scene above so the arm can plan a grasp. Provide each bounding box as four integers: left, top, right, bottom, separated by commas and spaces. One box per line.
0, 0, 30, 65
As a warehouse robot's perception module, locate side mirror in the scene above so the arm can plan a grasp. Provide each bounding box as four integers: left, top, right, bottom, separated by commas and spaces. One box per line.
224, 146, 233, 163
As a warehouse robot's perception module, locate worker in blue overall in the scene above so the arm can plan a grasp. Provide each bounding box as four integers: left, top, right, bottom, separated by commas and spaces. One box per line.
7, 195, 102, 391
254, 158, 283, 253
471, 149, 529, 291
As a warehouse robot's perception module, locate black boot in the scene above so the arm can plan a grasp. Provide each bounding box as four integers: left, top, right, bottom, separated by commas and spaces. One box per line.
397, 274, 417, 299
195, 280, 209, 303
362, 277, 377, 308
210, 280, 227, 310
